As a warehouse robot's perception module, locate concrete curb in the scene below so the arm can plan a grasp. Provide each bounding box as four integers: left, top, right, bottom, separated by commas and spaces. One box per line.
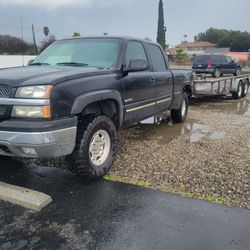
0, 182, 52, 211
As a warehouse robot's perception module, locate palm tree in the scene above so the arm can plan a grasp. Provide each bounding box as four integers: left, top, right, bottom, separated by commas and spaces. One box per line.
43, 26, 49, 43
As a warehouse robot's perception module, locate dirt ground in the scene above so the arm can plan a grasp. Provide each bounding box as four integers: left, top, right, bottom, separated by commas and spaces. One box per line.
110, 93, 250, 209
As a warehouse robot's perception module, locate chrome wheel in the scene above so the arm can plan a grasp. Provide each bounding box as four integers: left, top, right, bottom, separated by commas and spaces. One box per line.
235, 68, 241, 76
244, 84, 248, 95
238, 84, 243, 98
89, 130, 111, 167
214, 68, 221, 77
181, 99, 186, 118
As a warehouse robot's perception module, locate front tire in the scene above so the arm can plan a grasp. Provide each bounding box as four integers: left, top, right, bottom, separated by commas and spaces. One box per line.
234, 67, 241, 76
171, 95, 188, 123
68, 116, 117, 180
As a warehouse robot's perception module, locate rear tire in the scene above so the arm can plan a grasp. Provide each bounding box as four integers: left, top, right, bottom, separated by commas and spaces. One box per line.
232, 81, 243, 99
171, 95, 188, 123
67, 115, 117, 180
213, 67, 221, 78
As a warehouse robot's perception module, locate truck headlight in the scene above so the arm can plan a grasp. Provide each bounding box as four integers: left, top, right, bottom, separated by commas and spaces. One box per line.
11, 106, 51, 118
15, 85, 53, 99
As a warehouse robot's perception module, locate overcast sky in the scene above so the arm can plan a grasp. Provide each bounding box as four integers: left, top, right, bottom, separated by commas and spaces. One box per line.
0, 0, 249, 47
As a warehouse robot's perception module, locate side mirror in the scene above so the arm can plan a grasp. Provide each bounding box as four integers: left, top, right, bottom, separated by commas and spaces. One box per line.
124, 59, 149, 73
27, 59, 34, 66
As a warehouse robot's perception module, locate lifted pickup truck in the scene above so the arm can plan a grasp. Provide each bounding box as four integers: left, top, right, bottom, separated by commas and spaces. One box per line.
0, 37, 192, 180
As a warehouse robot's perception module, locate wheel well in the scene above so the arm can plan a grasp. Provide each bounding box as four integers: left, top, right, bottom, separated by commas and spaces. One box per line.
183, 85, 192, 98
79, 99, 120, 128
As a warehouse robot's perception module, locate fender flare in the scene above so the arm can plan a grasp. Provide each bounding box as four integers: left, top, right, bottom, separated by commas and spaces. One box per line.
71, 90, 124, 127
169, 92, 187, 110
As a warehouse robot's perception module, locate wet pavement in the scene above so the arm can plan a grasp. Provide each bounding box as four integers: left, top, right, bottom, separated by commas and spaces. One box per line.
191, 97, 250, 116
0, 157, 250, 250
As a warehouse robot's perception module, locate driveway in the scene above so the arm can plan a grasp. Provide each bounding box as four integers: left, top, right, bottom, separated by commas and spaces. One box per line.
0, 157, 249, 250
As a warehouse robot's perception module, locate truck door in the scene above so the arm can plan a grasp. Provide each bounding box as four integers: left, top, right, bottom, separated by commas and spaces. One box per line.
123, 41, 157, 124
146, 43, 173, 112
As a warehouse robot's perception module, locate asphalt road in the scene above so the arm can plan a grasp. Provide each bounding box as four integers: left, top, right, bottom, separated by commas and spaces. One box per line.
0, 157, 249, 250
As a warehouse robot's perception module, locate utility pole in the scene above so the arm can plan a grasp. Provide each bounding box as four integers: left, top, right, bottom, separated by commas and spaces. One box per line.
32, 24, 38, 54
21, 17, 24, 66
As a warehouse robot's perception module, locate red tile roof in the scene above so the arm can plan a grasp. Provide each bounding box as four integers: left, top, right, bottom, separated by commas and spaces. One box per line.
176, 41, 217, 48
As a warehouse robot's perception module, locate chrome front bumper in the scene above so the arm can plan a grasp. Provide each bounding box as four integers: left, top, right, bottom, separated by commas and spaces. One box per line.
0, 127, 77, 158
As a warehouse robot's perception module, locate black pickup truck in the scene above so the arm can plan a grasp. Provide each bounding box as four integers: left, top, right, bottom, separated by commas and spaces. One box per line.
0, 37, 192, 180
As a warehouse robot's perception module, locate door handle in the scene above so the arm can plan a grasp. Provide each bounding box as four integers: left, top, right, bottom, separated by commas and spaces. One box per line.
149, 77, 156, 83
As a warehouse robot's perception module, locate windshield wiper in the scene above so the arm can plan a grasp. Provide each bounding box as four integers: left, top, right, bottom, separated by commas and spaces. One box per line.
56, 62, 88, 67
29, 62, 50, 66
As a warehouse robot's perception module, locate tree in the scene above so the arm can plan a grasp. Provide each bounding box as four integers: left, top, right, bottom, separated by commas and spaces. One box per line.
72, 32, 81, 37
39, 35, 56, 52
43, 26, 50, 43
195, 28, 250, 52
0, 35, 33, 55
174, 48, 189, 64
157, 0, 166, 49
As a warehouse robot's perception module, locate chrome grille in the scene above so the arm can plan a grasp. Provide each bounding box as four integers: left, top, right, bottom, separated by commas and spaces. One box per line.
0, 84, 12, 98
0, 105, 7, 116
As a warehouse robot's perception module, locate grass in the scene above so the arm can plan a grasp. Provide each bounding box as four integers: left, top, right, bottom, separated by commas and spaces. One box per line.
206, 194, 234, 206
104, 175, 150, 188
104, 174, 235, 207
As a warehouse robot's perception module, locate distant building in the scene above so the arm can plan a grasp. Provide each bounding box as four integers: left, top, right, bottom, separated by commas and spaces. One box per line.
224, 52, 249, 62
205, 47, 230, 54
175, 41, 217, 52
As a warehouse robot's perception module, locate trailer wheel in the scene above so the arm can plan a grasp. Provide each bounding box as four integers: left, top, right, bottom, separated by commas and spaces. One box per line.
171, 95, 188, 123
232, 81, 243, 99
242, 80, 249, 97
213, 67, 221, 78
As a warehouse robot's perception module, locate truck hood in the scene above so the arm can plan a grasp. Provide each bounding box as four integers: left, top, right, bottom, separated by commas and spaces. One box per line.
0, 66, 112, 87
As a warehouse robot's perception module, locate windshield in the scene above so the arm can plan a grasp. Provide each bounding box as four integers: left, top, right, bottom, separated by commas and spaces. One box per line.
32, 38, 121, 69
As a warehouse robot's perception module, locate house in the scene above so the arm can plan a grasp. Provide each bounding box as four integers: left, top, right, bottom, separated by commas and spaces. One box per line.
224, 52, 249, 62
205, 47, 230, 54
175, 41, 217, 52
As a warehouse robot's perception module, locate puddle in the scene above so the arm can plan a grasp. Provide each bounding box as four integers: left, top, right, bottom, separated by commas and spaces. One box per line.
186, 123, 209, 143
125, 118, 225, 145
210, 131, 225, 140
186, 123, 225, 143
191, 96, 250, 116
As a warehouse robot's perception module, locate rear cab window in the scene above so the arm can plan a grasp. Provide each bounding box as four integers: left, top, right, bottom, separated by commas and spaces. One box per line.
193, 55, 210, 63
147, 44, 167, 72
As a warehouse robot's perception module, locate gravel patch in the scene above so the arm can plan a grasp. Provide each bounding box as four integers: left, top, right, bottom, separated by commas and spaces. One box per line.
110, 95, 250, 209
25, 94, 250, 209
